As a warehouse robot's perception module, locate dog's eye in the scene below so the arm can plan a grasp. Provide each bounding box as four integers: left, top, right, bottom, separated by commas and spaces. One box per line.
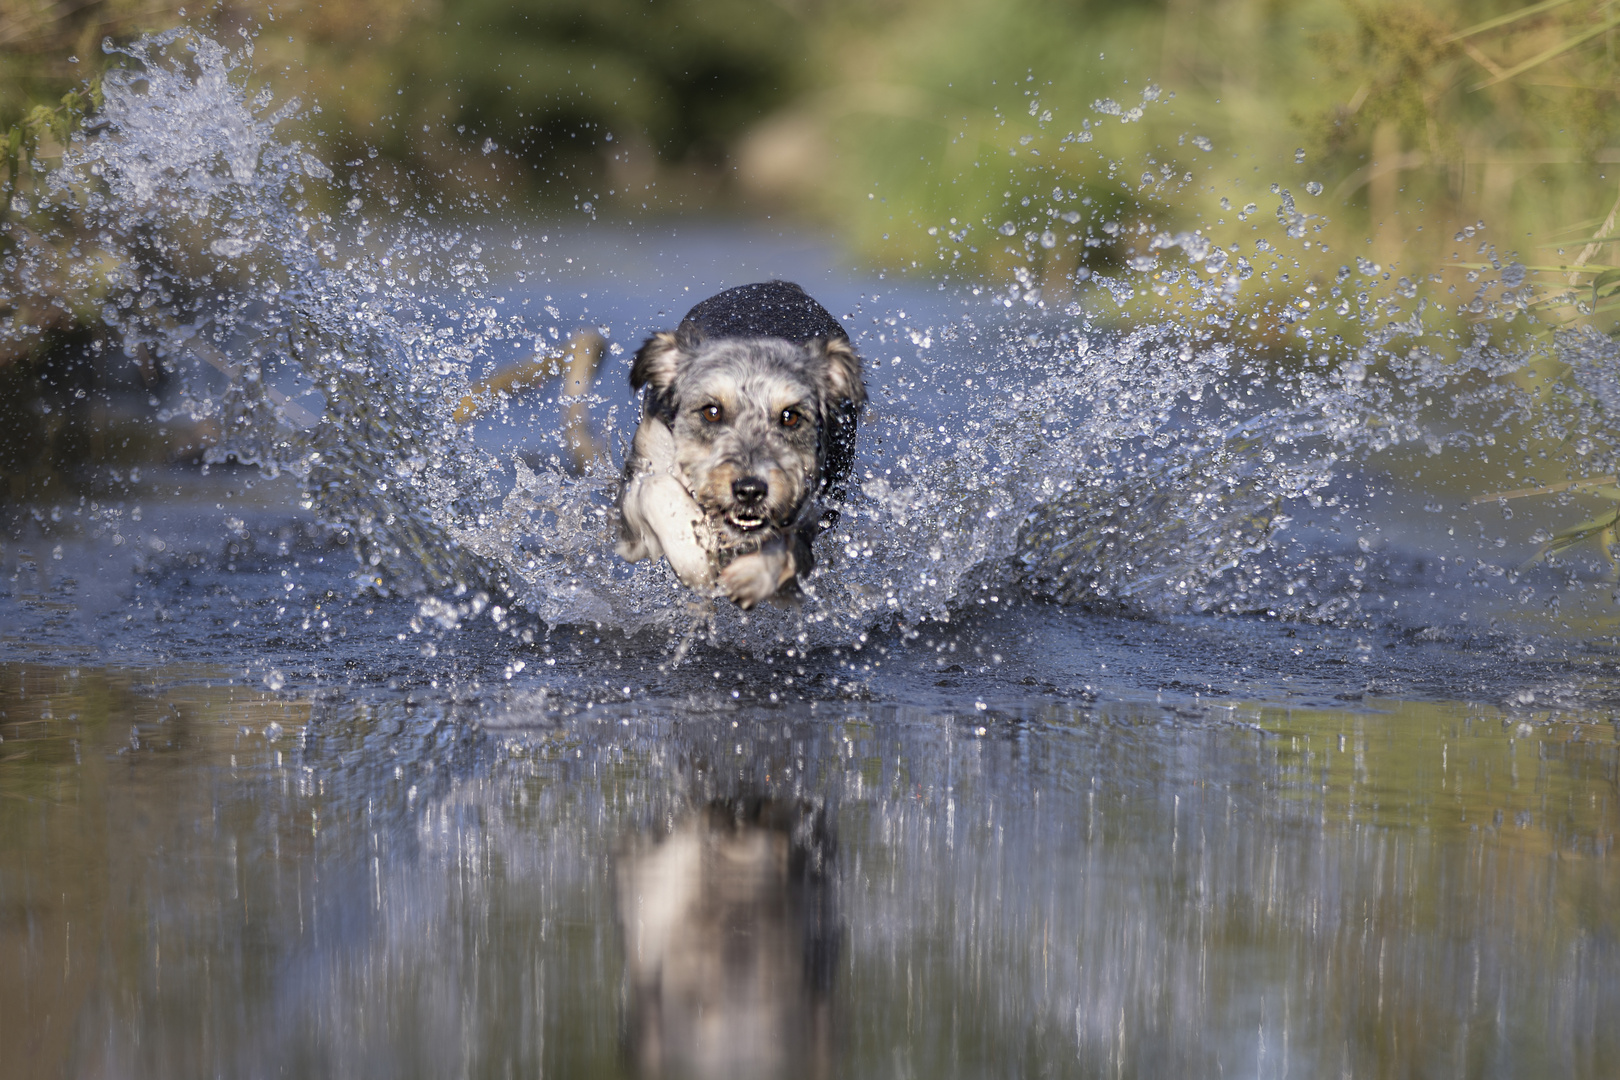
701, 404, 722, 423
780, 409, 801, 429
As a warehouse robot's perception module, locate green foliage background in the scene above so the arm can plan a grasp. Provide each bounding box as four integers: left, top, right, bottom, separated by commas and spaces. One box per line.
7, 2, 1620, 285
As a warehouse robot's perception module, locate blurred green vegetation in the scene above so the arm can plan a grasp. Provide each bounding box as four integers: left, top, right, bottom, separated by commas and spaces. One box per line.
746, 0, 1620, 343
6, 1, 1620, 307
235, 0, 816, 210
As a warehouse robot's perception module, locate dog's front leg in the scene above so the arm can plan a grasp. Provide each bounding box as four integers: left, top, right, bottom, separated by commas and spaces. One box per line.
617, 418, 718, 592
720, 535, 799, 610
618, 471, 717, 592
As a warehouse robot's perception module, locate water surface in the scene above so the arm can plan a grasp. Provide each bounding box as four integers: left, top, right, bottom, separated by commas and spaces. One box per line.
4, 491, 1619, 1078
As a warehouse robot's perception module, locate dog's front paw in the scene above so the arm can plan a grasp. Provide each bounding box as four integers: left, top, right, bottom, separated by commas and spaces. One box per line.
720, 549, 790, 610
615, 536, 654, 563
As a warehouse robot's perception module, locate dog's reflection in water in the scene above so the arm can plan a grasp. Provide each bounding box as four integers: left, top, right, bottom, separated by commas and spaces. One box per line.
617, 798, 838, 1079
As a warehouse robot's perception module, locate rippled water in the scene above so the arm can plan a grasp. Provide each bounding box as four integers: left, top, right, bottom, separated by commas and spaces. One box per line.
3, 651, 1616, 1078
3, 28, 1620, 1079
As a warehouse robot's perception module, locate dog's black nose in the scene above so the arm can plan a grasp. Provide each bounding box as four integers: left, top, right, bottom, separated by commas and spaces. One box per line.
732, 476, 768, 506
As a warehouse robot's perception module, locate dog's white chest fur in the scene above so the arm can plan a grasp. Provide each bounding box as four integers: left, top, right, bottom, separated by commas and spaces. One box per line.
615, 418, 717, 591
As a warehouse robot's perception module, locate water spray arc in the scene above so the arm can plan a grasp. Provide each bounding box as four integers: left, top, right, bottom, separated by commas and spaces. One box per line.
10, 28, 1620, 650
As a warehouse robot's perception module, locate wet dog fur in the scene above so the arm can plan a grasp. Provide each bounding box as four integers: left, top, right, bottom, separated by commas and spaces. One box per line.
616, 281, 865, 608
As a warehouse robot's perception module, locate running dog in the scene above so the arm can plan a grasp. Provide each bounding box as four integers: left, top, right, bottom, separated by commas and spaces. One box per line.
616, 281, 865, 608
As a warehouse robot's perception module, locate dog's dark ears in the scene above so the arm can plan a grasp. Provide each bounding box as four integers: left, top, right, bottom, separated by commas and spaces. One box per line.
630, 331, 683, 391
808, 337, 865, 510
810, 337, 866, 409
631, 331, 688, 424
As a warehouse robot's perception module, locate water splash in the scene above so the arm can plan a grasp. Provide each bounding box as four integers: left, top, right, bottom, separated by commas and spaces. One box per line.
18, 29, 1620, 651
50, 29, 496, 594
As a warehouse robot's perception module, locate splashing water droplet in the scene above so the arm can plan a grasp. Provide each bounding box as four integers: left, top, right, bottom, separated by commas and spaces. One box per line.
209, 237, 255, 258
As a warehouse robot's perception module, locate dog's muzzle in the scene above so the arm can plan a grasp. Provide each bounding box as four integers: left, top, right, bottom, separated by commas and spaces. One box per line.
727, 476, 770, 531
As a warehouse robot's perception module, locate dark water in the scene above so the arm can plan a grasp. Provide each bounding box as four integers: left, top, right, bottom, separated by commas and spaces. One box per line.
3, 469, 1619, 1079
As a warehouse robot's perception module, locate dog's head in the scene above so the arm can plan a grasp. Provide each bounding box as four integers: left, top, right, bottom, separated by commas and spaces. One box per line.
631, 331, 864, 544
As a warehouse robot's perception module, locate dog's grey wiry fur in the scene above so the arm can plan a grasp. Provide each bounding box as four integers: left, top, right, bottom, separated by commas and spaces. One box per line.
616, 281, 865, 608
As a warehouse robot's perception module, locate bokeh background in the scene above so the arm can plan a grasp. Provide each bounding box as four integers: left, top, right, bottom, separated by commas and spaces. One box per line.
6, 0, 1620, 497
11, 0, 1617, 263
